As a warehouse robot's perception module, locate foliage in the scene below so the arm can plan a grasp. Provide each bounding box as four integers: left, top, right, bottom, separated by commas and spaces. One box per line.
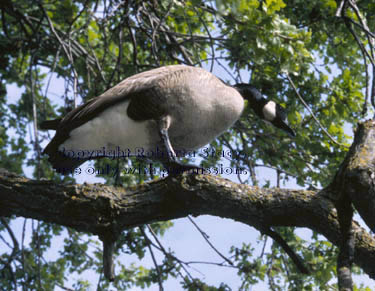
0, 0, 374, 289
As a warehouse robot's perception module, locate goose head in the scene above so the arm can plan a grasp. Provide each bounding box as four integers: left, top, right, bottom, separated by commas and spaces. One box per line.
233, 83, 296, 138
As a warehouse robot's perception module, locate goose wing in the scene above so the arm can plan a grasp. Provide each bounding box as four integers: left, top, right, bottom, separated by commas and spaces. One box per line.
56, 65, 188, 132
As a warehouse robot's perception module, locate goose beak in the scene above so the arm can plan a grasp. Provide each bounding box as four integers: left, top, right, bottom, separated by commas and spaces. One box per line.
276, 121, 296, 138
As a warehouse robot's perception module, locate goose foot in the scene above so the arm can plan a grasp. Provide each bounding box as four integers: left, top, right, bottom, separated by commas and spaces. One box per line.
164, 161, 205, 176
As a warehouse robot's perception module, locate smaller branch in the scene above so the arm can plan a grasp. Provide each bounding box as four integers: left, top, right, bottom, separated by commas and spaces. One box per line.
56, 284, 74, 291
285, 73, 348, 148
143, 5, 160, 66
0, 218, 19, 252
151, 1, 173, 54
164, 28, 194, 65
193, 6, 215, 71
40, 3, 82, 109
107, 28, 124, 86
347, 0, 375, 59
261, 226, 310, 275
0, 233, 12, 249
67, 0, 90, 29
85, 37, 106, 83
187, 216, 233, 265
32, 220, 42, 289
260, 236, 268, 258
40, 4, 73, 70
29, 57, 42, 179
216, 58, 237, 81
98, 231, 118, 281
266, 253, 277, 291
0, 218, 19, 273
183, 260, 236, 268
140, 227, 164, 291
276, 170, 280, 188
100, 0, 127, 22
371, 67, 375, 114
146, 224, 195, 281
343, 16, 375, 40
128, 24, 227, 41
0, 258, 18, 291
21, 219, 27, 290
43, 46, 61, 99
361, 43, 369, 117
66, 32, 79, 108
343, 17, 375, 66
336, 199, 355, 291
126, 20, 138, 70
335, 0, 347, 17
339, 0, 375, 113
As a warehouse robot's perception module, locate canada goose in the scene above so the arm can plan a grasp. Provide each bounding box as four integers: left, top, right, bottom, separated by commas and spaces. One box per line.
41, 65, 295, 174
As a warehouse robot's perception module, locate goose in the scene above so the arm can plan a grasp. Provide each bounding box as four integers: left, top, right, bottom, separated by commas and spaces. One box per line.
41, 65, 295, 175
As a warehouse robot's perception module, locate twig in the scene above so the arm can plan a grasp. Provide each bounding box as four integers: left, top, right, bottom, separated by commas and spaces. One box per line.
183, 260, 236, 268
21, 219, 27, 291
193, 6, 215, 71
187, 216, 233, 265
146, 224, 195, 281
343, 17, 375, 66
140, 227, 164, 291
107, 27, 124, 86
347, 0, 375, 59
40, 3, 81, 108
344, 16, 375, 40
265, 250, 279, 291
0, 218, 19, 273
339, 0, 375, 114
43, 46, 61, 99
29, 55, 42, 179
216, 58, 237, 81
126, 19, 138, 70
285, 73, 348, 148
260, 236, 268, 259
55, 284, 74, 291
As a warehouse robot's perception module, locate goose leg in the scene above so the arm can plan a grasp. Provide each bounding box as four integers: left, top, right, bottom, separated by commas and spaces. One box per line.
157, 117, 203, 175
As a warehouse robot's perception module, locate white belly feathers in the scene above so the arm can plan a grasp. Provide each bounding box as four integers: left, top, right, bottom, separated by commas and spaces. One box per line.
58, 100, 153, 158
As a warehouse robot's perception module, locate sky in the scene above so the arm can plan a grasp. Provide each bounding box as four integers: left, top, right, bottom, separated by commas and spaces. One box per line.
3, 61, 375, 290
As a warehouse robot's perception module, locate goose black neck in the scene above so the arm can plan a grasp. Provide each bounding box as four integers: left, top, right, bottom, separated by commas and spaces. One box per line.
233, 83, 266, 111
233, 84, 262, 102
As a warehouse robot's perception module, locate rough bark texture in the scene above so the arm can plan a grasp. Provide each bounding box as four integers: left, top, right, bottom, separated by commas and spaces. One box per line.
330, 120, 375, 289
332, 120, 375, 231
1, 167, 375, 279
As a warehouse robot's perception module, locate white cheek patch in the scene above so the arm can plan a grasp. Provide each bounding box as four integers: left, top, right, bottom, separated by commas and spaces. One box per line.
262, 101, 277, 121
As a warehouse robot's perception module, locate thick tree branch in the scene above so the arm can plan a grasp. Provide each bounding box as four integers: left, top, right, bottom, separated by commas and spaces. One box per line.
1, 167, 375, 279
330, 120, 375, 290
331, 120, 375, 231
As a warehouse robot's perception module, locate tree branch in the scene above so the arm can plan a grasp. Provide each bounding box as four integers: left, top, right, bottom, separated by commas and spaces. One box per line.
331, 120, 375, 231
260, 226, 309, 275
1, 162, 375, 280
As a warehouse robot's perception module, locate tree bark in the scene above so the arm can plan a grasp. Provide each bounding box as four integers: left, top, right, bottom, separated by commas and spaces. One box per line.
328, 120, 375, 290
331, 120, 375, 231
0, 167, 375, 279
